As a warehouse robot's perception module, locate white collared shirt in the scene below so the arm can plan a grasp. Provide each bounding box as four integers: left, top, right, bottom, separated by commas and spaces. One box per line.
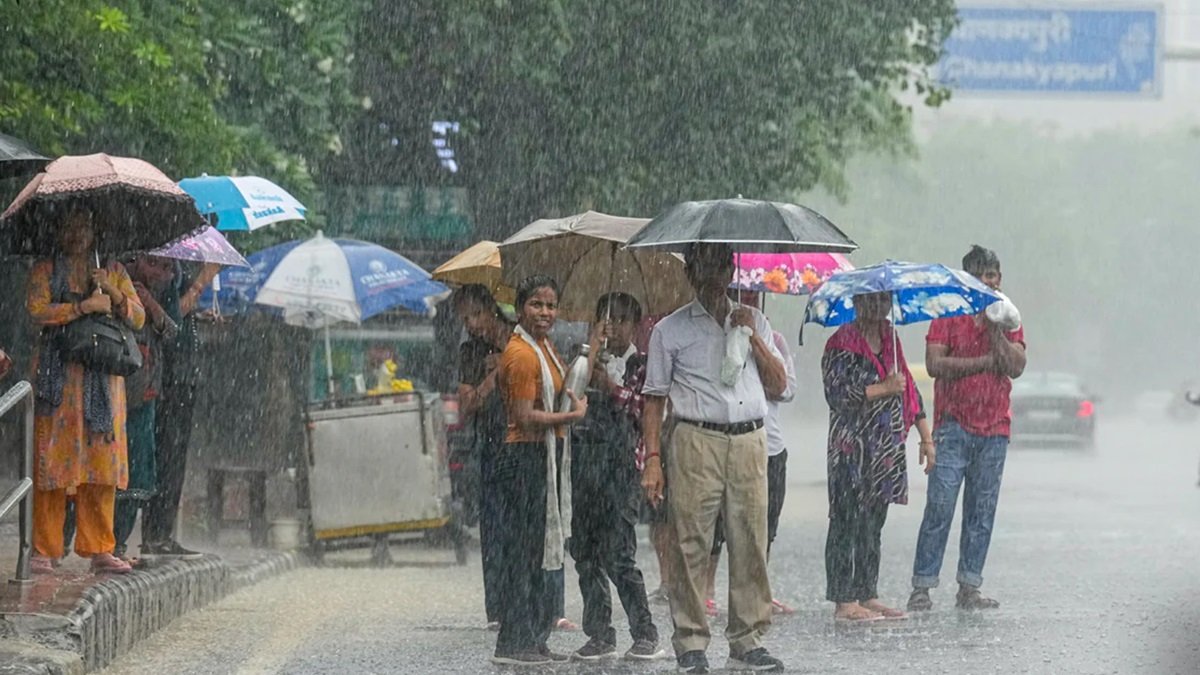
644, 299, 782, 425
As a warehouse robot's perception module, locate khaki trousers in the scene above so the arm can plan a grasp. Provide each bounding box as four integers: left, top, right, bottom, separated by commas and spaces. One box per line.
667, 422, 771, 655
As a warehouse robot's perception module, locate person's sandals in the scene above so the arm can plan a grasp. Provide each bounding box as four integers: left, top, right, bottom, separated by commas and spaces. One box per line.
833, 603, 883, 623
862, 599, 908, 620
907, 587, 933, 612
956, 585, 1000, 610
90, 552, 132, 574
30, 555, 54, 575
770, 598, 796, 615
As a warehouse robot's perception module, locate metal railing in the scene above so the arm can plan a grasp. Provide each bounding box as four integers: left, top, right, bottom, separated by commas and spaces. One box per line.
0, 381, 34, 583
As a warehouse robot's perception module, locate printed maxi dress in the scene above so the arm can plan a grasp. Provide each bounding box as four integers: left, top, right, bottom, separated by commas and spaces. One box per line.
821, 341, 924, 512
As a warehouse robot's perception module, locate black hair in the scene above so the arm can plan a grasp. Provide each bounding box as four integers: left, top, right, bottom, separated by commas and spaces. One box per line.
962, 244, 1000, 275
515, 274, 560, 310
683, 242, 734, 274
595, 291, 642, 323
451, 283, 502, 318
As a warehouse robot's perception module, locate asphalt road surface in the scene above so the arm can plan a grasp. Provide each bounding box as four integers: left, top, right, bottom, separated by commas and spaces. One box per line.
101, 413, 1200, 674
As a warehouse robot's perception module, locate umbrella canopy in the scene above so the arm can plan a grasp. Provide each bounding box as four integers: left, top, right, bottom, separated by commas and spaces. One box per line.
732, 252, 854, 296
626, 198, 857, 254
500, 211, 692, 322
804, 261, 1001, 328
0, 153, 205, 255
149, 226, 249, 268
431, 240, 514, 304
253, 232, 450, 327
0, 132, 49, 180
178, 175, 306, 231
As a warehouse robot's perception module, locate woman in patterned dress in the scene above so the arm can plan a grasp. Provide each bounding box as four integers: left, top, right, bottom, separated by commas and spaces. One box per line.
822, 291, 934, 621
27, 210, 144, 574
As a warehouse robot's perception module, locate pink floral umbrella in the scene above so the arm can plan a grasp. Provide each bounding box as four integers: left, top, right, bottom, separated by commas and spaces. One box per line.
731, 252, 854, 296
150, 226, 249, 268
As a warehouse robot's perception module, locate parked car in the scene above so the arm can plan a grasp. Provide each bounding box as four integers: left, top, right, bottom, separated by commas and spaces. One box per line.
1010, 371, 1097, 449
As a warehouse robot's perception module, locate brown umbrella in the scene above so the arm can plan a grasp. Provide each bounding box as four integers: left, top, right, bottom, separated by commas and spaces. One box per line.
431, 240, 515, 305
499, 211, 692, 322
0, 153, 205, 255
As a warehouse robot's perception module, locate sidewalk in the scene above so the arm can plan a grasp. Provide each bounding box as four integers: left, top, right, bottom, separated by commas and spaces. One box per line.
0, 523, 304, 673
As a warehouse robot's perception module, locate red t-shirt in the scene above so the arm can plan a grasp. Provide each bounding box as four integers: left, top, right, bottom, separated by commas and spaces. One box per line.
927, 315, 1026, 438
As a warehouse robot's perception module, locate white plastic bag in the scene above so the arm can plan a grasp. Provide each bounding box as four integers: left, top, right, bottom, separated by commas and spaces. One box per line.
985, 291, 1022, 332
721, 326, 753, 386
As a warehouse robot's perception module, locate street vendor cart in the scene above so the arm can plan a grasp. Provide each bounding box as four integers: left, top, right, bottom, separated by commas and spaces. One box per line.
299, 390, 466, 564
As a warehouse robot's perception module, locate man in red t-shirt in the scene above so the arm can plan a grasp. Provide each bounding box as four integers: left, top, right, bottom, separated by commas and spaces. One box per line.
908, 245, 1026, 612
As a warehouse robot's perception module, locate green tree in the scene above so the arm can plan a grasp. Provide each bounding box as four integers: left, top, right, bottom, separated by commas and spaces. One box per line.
334, 0, 956, 239
0, 0, 362, 247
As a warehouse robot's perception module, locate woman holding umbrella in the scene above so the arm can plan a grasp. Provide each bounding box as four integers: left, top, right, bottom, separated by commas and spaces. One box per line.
27, 209, 145, 574
821, 291, 934, 621
491, 275, 587, 666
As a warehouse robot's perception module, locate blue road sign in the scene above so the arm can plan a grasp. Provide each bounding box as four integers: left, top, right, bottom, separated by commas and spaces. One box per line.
938, 5, 1161, 96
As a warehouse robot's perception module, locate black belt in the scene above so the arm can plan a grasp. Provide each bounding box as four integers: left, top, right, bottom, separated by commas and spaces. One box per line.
678, 418, 764, 436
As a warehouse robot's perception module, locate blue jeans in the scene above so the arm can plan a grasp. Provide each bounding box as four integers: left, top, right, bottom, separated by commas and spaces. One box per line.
912, 420, 1008, 589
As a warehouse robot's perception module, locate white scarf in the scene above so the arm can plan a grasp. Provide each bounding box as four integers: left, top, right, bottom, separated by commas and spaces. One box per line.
513, 324, 572, 571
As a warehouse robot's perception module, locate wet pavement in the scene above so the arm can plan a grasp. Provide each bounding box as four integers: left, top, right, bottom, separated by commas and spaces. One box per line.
100, 414, 1200, 674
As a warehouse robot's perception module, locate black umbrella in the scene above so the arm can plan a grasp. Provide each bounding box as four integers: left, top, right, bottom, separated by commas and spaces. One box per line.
0, 132, 49, 180
625, 198, 857, 254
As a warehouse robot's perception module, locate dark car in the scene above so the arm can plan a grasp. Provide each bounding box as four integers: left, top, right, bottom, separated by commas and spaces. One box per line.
1010, 371, 1097, 449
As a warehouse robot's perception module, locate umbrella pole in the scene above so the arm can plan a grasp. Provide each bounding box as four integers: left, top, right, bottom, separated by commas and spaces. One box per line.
603, 244, 617, 353
891, 291, 900, 375
324, 323, 335, 400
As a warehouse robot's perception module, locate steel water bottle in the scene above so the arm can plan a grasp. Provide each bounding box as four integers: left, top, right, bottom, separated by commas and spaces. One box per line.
558, 343, 591, 413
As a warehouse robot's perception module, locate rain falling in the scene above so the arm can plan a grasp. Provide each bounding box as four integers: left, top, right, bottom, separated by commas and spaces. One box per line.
0, 1, 1197, 674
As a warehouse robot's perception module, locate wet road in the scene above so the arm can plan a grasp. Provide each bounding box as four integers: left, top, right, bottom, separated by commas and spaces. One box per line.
102, 414, 1200, 674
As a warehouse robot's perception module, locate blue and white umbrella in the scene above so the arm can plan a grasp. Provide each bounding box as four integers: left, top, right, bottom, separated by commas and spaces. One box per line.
804, 261, 1002, 369
205, 232, 449, 395
179, 175, 307, 231
805, 261, 1001, 328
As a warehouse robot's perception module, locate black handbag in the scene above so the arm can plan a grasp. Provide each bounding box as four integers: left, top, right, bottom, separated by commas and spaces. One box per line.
57, 313, 143, 377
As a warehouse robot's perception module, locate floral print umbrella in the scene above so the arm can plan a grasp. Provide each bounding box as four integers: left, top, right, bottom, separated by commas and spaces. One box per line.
804, 261, 1002, 328
731, 252, 854, 295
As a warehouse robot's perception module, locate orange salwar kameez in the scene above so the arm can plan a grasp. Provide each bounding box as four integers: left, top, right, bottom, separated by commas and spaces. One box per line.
27, 260, 144, 558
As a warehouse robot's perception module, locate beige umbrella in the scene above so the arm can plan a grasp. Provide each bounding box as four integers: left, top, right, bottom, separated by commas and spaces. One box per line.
0, 153, 205, 255
499, 211, 691, 322
431, 240, 515, 305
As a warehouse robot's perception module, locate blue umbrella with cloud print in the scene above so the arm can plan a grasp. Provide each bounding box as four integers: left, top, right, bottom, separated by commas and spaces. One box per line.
803, 260, 1002, 370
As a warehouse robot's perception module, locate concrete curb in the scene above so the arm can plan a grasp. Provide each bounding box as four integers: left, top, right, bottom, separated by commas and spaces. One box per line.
1, 551, 306, 672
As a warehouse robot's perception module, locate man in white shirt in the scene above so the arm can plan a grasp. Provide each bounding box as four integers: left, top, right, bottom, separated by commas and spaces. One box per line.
641, 243, 787, 674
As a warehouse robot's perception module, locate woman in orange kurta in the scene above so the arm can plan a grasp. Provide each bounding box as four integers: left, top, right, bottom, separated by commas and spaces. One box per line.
27, 211, 144, 574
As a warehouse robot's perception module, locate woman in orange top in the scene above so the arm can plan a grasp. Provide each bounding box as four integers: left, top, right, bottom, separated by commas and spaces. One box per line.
27, 209, 145, 574
491, 275, 587, 666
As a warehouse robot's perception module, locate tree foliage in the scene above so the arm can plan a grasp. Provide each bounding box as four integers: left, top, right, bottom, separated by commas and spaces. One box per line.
0, 0, 360, 244
339, 1, 957, 238
3, 1, 957, 246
